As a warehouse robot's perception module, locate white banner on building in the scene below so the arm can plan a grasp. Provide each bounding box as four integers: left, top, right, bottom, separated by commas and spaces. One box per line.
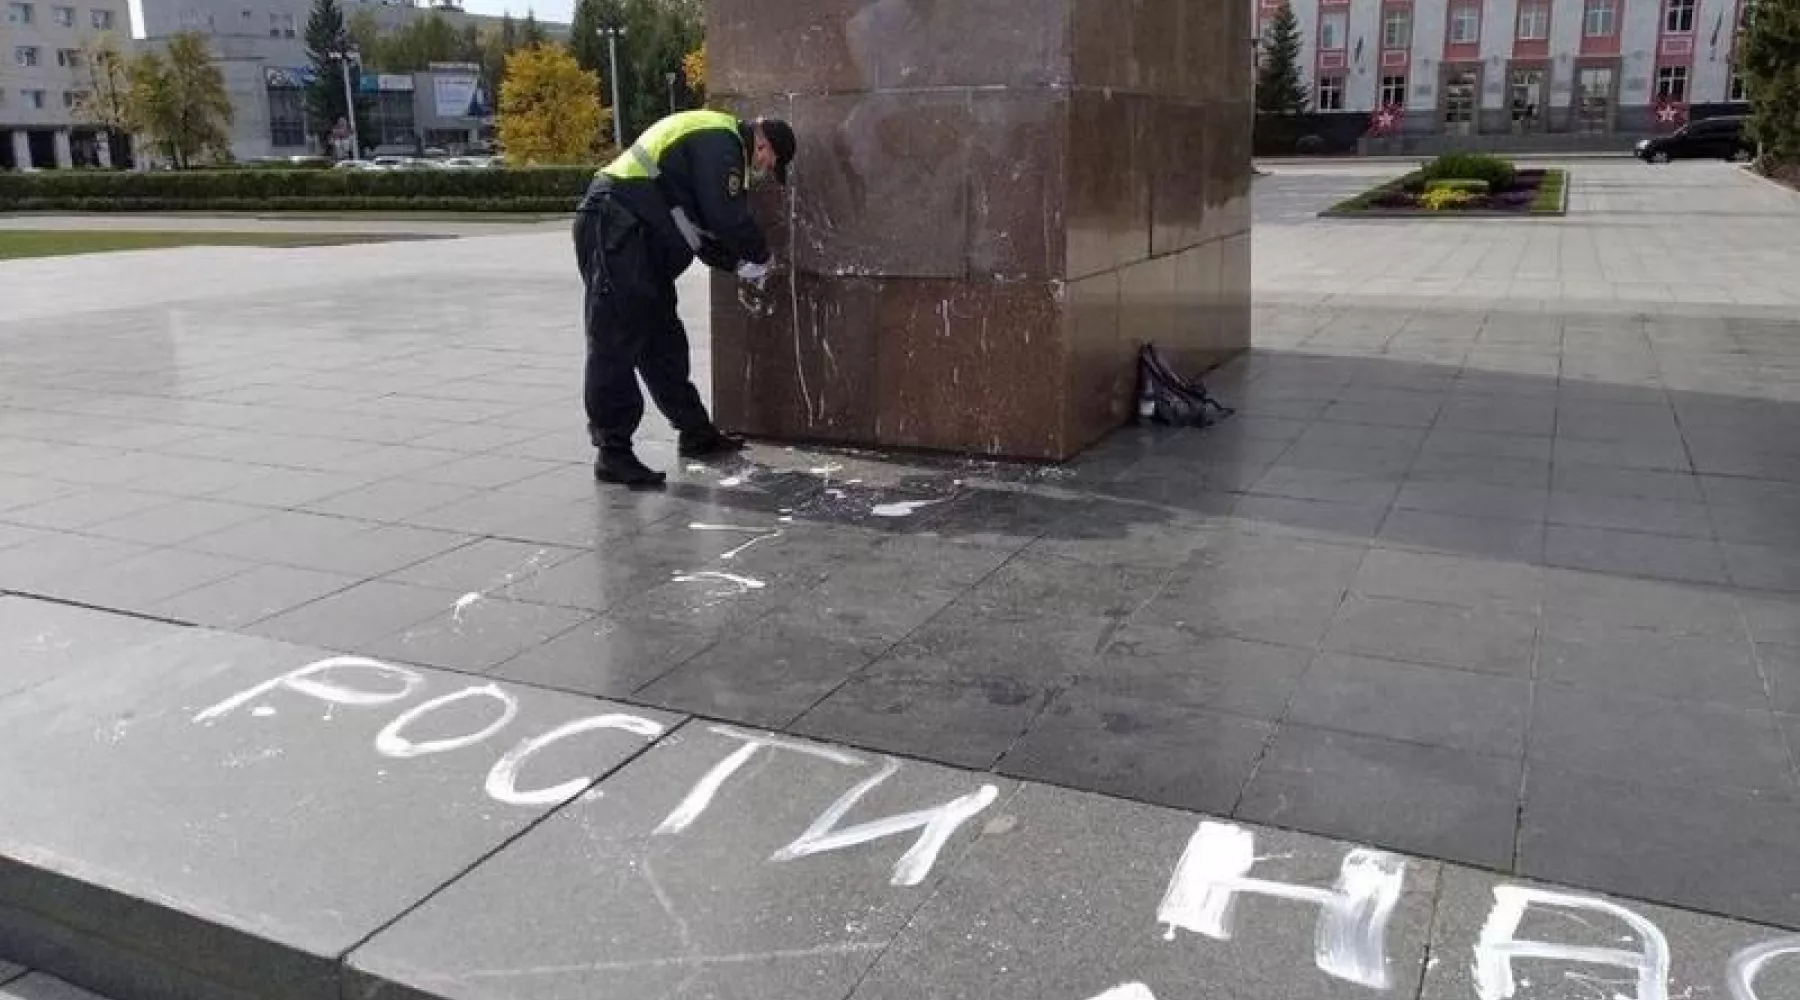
433, 75, 479, 117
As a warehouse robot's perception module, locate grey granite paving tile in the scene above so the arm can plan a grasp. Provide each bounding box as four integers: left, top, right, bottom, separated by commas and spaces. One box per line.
1246, 466, 1404, 507
299, 479, 482, 523
0, 475, 84, 512
348, 723, 1008, 1000
1353, 546, 1543, 611
1376, 507, 1548, 562
363, 597, 594, 674
960, 550, 1171, 619
1073, 625, 1313, 721
0, 622, 676, 1000
1548, 491, 1715, 539
206, 467, 377, 508
0, 961, 21, 988
1724, 542, 1800, 593
1288, 652, 1531, 757
1420, 863, 1800, 1000
246, 579, 464, 651
1762, 644, 1800, 715
1396, 481, 1549, 523
1519, 765, 1800, 929
1552, 462, 1705, 501
1323, 594, 1538, 677
81, 497, 269, 547
1530, 683, 1795, 794
0, 522, 47, 552
1554, 436, 1694, 472
381, 538, 582, 594
1228, 494, 1390, 540
400, 453, 565, 490
0, 595, 183, 700
1545, 525, 1730, 585
635, 616, 881, 728
1407, 450, 1551, 489
1540, 568, 1745, 636
1420, 429, 1555, 461
1538, 616, 1769, 710
0, 533, 158, 594
1, 972, 108, 999
1742, 593, 1800, 647
1236, 726, 1522, 869
146, 565, 362, 629
29, 548, 254, 615
0, 489, 177, 532
793, 659, 1057, 771
998, 690, 1273, 815
488, 610, 716, 697
856, 783, 1438, 1000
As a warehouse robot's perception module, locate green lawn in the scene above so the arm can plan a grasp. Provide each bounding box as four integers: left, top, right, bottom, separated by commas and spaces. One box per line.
0, 230, 406, 260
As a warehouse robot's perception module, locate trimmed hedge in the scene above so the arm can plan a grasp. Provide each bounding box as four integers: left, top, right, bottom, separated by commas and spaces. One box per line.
1420, 153, 1517, 192
0, 166, 597, 213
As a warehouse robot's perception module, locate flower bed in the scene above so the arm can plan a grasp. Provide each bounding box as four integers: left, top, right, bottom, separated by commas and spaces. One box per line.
1324, 156, 1568, 218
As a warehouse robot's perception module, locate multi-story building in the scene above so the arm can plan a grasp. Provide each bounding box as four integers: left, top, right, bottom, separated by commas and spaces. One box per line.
137, 0, 562, 162
0, 0, 132, 169
1258, 0, 1754, 143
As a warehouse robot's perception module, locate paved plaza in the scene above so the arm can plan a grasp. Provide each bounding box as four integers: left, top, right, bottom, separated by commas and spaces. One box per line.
3, 160, 1800, 999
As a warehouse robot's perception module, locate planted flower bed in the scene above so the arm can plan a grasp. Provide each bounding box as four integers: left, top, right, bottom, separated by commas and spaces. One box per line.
1324, 153, 1568, 218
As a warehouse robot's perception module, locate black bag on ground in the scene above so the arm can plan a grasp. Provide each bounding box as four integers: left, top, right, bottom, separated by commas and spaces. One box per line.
1134, 343, 1235, 427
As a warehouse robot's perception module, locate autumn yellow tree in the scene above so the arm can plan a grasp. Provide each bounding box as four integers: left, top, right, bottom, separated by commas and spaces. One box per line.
499, 43, 605, 165
682, 43, 705, 99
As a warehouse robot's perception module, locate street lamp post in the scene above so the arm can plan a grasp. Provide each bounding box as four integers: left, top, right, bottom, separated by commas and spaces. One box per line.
330, 45, 361, 159
600, 25, 626, 148
666, 70, 677, 113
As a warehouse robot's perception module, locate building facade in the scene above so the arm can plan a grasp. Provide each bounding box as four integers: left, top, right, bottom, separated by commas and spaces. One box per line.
1258, 0, 1753, 138
0, 0, 131, 169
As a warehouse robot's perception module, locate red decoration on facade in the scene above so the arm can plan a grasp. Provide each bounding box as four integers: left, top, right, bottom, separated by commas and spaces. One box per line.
1368, 103, 1404, 136
1653, 98, 1689, 130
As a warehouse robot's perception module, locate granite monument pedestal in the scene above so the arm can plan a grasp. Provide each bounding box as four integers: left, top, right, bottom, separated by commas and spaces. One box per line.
707, 0, 1254, 462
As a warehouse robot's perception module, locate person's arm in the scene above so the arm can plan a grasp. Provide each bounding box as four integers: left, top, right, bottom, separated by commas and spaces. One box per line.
681, 128, 771, 270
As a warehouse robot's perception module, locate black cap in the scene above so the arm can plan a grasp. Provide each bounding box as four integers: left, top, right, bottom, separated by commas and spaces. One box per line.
755, 116, 796, 184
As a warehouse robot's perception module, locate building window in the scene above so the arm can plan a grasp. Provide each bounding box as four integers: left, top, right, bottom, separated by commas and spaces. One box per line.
61, 89, 88, 108
1320, 11, 1348, 50
1584, 0, 1617, 35
267, 85, 308, 148
1450, 5, 1482, 43
90, 8, 113, 28
22, 88, 47, 109
51, 3, 71, 23
1318, 75, 1346, 110
15, 46, 40, 68
1656, 64, 1690, 100
267, 10, 292, 35
1517, 1, 1551, 38
1729, 69, 1749, 101
1382, 7, 1411, 47
1380, 74, 1407, 105
7, 2, 32, 24
1664, 0, 1696, 32
56, 48, 82, 67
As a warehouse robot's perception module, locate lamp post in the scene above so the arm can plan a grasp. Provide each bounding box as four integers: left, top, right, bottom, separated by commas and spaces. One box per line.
666, 70, 677, 113
599, 24, 626, 147
329, 45, 361, 159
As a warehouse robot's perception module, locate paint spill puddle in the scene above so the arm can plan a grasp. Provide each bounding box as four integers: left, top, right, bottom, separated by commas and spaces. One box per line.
672, 571, 767, 592
871, 499, 945, 518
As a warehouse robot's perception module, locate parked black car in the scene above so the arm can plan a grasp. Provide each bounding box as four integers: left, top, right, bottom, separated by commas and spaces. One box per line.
1635, 115, 1757, 162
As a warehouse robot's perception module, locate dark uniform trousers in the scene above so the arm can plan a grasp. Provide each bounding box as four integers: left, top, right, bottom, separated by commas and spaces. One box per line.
573, 192, 712, 453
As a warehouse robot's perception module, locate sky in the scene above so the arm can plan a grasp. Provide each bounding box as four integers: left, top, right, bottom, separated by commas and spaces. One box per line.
127, 0, 577, 39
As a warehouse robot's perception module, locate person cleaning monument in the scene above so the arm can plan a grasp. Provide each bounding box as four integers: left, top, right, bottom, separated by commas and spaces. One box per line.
573, 109, 797, 487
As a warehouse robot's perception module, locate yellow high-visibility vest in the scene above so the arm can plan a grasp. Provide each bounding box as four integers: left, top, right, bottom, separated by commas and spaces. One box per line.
600, 109, 744, 182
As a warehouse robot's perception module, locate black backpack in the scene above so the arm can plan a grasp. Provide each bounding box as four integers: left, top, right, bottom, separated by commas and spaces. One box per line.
1134, 343, 1235, 428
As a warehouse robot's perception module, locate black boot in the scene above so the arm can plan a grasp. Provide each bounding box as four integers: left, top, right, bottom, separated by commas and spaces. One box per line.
595, 448, 667, 488
679, 427, 747, 459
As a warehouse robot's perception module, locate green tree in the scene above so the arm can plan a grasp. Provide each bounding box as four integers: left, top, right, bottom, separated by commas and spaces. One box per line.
302, 0, 370, 151
126, 32, 234, 169
1741, 0, 1800, 167
71, 36, 134, 166
555, 0, 702, 140
498, 43, 604, 164
1256, 3, 1310, 117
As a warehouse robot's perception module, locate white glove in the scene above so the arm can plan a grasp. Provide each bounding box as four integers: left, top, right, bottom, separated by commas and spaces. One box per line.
736, 259, 771, 289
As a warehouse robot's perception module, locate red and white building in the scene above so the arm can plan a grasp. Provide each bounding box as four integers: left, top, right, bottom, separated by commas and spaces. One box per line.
1257, 0, 1754, 138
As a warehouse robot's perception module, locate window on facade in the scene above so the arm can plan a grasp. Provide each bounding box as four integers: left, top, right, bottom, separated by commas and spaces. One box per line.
1664, 0, 1696, 32
1380, 74, 1408, 105
1729, 69, 1749, 101
7, 2, 32, 24
1584, 0, 1617, 35
1320, 11, 1348, 50
51, 4, 71, 23
1317, 76, 1346, 111
23, 89, 47, 109
1450, 5, 1481, 43
90, 8, 113, 28
1656, 64, 1690, 100
15, 46, 40, 67
56, 48, 82, 67
267, 85, 308, 148
1382, 7, 1410, 47
1517, 1, 1551, 38
61, 89, 88, 108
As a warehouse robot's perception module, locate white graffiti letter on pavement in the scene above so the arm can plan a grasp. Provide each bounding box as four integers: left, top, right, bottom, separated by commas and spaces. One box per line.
1473, 887, 1670, 1000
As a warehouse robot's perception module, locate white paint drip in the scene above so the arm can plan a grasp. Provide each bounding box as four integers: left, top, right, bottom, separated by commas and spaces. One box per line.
452, 591, 483, 622
251, 706, 276, 718
809, 463, 843, 477
1157, 821, 1406, 990
194, 656, 424, 723
719, 471, 751, 487
1473, 887, 1670, 1000
1087, 986, 1157, 1000
720, 531, 781, 561
688, 522, 772, 533
672, 570, 767, 592
871, 499, 943, 518
1728, 937, 1800, 1000
770, 756, 1000, 887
